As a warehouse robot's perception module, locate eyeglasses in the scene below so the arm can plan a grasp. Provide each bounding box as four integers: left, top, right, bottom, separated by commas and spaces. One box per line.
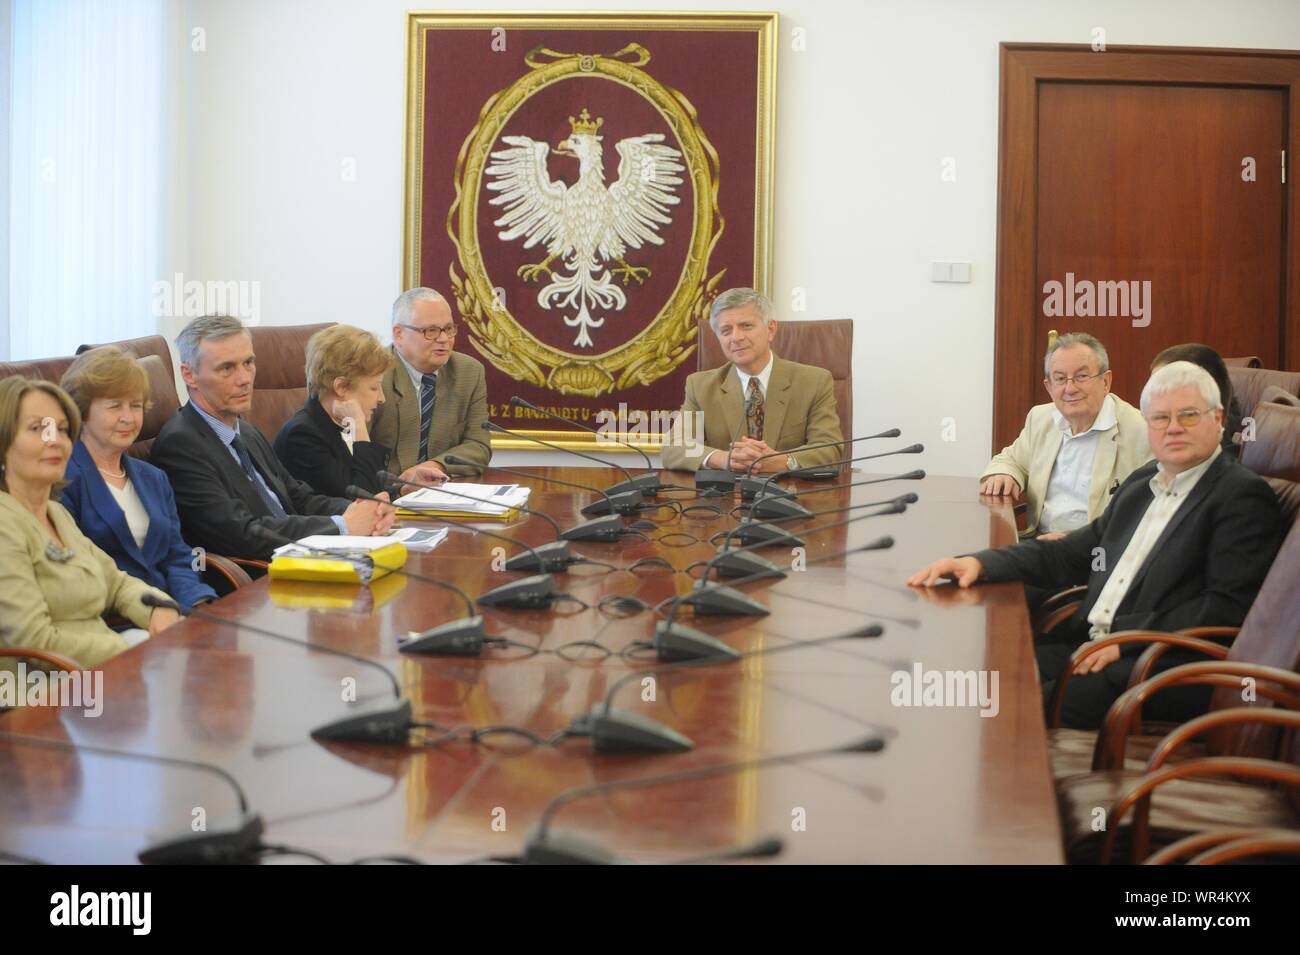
1146, 408, 1211, 430
1048, 371, 1102, 388
399, 322, 457, 342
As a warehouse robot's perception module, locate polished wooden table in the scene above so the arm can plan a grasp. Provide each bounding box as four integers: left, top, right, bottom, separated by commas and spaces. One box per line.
0, 468, 1064, 864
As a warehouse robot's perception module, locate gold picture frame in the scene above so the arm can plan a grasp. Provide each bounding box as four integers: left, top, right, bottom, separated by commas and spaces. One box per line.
402, 11, 778, 452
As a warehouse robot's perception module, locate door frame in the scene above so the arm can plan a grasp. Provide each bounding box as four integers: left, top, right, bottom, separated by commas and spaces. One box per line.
994, 42, 1300, 451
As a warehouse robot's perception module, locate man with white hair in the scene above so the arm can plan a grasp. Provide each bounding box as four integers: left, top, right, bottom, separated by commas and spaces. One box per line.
369, 287, 491, 482
908, 361, 1284, 728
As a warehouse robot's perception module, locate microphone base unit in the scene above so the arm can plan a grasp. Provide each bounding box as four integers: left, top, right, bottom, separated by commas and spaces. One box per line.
749, 496, 814, 520
653, 620, 742, 662
137, 810, 267, 865
729, 521, 805, 548
573, 706, 695, 753
686, 581, 771, 617
694, 468, 737, 494
709, 548, 787, 581
503, 540, 575, 573
751, 481, 796, 501
310, 698, 414, 744
476, 573, 558, 609
399, 616, 488, 656
790, 465, 842, 481
579, 489, 643, 517
560, 514, 625, 542
605, 472, 662, 499
522, 827, 626, 865
738, 476, 776, 501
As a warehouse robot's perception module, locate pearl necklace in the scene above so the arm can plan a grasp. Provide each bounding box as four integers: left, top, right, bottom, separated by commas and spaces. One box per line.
97, 465, 126, 479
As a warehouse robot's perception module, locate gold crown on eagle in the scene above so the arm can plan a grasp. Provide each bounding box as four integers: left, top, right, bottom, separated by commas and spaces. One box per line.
568, 108, 604, 135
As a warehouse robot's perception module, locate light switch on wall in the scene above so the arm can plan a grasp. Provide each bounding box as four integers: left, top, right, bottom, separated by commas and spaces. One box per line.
931, 261, 972, 283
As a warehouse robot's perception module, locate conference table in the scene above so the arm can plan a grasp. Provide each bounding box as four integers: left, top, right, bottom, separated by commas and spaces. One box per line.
0, 467, 1065, 864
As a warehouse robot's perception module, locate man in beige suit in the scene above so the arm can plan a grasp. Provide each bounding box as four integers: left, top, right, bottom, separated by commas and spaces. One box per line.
370, 288, 492, 483
981, 332, 1150, 538
661, 288, 843, 473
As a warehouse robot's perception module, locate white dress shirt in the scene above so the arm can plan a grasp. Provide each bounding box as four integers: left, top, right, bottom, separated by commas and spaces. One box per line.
1086, 446, 1223, 639
735, 351, 775, 401
105, 478, 150, 551
1039, 394, 1118, 533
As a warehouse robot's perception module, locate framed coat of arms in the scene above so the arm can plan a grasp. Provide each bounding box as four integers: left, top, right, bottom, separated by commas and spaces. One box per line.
402, 11, 778, 452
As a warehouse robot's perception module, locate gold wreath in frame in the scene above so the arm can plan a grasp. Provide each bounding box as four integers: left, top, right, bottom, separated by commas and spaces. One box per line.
446, 43, 726, 398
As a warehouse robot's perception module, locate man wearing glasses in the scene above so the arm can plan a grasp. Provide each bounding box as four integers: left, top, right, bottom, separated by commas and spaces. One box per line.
371, 287, 492, 483
980, 332, 1150, 539
909, 361, 1283, 728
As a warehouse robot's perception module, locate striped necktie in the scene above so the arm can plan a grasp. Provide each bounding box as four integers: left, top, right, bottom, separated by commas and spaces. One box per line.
746, 376, 764, 441
418, 372, 437, 461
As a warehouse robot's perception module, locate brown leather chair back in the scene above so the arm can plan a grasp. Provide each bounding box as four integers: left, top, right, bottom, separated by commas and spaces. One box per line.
1213, 516, 1300, 759
244, 323, 335, 440
1228, 366, 1300, 420
1240, 401, 1300, 526
77, 335, 174, 378
696, 317, 854, 440
128, 355, 182, 462
0, 355, 77, 385
1223, 356, 1264, 368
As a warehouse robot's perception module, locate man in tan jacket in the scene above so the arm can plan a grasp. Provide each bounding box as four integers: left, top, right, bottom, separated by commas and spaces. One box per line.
369, 288, 492, 482
661, 288, 843, 473
981, 332, 1151, 538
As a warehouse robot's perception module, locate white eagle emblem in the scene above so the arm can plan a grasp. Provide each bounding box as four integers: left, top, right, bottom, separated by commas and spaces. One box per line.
485, 108, 685, 348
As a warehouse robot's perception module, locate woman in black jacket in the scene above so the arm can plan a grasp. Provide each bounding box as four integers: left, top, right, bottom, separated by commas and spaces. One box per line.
274, 325, 395, 497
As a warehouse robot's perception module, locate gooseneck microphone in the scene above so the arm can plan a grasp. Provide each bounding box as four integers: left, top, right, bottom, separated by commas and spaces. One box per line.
693, 391, 760, 494
703, 502, 906, 581
737, 428, 903, 498
471, 428, 641, 532
444, 454, 637, 529
753, 445, 925, 502
143, 593, 413, 744
250, 518, 491, 658
0, 731, 265, 865
523, 735, 885, 864
507, 395, 663, 498
750, 469, 926, 517
721, 492, 917, 550
566, 623, 886, 753
370, 472, 572, 578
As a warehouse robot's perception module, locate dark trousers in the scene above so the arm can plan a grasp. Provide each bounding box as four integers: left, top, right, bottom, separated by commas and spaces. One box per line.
1037, 623, 1213, 729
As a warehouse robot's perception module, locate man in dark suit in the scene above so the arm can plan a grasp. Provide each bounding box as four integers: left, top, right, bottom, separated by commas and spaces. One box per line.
909, 361, 1284, 729
151, 316, 392, 563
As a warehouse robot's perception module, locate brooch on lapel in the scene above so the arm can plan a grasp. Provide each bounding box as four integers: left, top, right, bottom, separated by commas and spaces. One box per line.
45, 541, 76, 563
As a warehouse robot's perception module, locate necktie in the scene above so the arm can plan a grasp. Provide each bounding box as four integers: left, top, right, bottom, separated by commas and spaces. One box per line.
418, 373, 437, 462
746, 376, 764, 441
230, 434, 287, 519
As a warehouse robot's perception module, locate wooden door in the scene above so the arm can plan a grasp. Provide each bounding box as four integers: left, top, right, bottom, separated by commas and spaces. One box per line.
995, 45, 1300, 451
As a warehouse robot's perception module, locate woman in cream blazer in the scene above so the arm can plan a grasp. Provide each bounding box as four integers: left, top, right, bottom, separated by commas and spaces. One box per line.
0, 378, 178, 672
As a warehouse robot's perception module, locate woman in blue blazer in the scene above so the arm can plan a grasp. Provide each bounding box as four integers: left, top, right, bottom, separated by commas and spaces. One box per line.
60, 347, 216, 611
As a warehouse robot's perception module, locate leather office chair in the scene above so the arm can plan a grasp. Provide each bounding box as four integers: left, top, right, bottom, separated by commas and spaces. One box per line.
0, 354, 78, 384
1223, 356, 1263, 368
78, 334, 174, 376
244, 323, 336, 441
1227, 366, 1300, 421
1048, 516, 1300, 862
695, 317, 854, 443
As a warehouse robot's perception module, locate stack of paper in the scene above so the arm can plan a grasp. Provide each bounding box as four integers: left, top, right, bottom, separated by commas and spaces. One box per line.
273, 526, 448, 558
394, 482, 531, 518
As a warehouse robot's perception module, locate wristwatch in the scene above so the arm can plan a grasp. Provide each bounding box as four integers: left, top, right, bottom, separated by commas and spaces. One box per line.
785, 454, 799, 472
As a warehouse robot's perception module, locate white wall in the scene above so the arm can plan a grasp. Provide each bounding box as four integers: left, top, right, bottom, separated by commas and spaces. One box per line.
0, 0, 11, 360
169, 0, 1300, 474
